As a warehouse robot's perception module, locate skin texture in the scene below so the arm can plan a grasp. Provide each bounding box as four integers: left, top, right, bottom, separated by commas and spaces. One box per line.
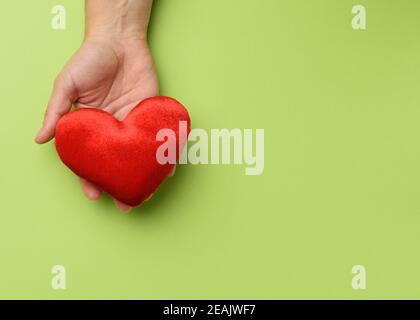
36, 0, 158, 212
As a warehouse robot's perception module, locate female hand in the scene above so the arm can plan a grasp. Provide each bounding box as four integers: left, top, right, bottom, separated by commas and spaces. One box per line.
36, 0, 158, 212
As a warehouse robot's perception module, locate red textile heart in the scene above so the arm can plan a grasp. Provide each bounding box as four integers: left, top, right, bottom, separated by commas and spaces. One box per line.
55, 96, 191, 207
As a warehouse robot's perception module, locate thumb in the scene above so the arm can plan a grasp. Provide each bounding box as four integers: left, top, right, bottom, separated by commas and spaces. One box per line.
35, 75, 75, 144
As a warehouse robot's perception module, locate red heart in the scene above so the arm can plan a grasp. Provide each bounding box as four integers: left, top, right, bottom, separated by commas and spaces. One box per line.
55, 96, 191, 207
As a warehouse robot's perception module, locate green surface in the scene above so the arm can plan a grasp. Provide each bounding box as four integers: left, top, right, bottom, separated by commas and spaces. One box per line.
1, 0, 420, 299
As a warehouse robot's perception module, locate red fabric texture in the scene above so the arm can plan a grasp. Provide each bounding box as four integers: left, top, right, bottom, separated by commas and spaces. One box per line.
55, 96, 191, 207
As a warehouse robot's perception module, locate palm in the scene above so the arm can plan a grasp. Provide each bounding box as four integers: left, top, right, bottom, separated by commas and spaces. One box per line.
63, 38, 158, 120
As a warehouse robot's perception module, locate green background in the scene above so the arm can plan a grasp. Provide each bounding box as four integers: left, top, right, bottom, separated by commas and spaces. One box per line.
1, 0, 420, 299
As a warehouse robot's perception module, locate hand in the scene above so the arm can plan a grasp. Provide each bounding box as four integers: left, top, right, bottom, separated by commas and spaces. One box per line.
35, 0, 158, 212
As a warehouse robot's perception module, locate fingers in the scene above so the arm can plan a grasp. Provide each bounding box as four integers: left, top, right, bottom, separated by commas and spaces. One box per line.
113, 193, 155, 213
80, 179, 131, 212
79, 182, 155, 212
113, 199, 132, 213
80, 178, 102, 201
36, 75, 75, 144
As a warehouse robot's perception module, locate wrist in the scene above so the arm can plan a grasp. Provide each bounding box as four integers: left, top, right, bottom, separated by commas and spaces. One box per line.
85, 0, 152, 42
